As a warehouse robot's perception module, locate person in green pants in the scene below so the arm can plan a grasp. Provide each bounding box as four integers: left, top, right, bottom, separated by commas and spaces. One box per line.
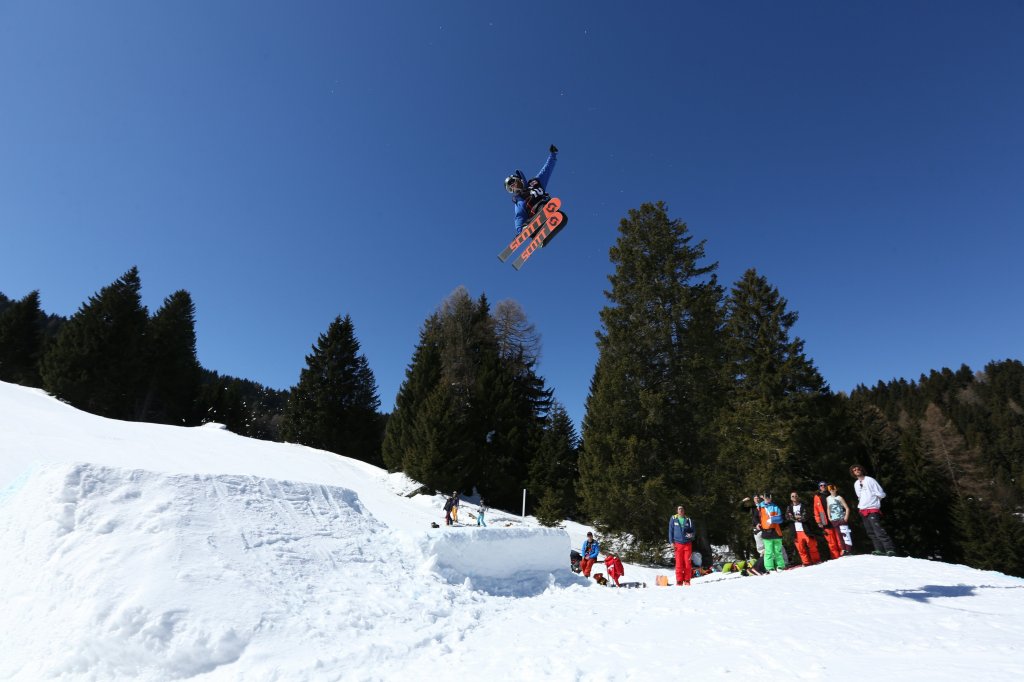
757, 492, 787, 572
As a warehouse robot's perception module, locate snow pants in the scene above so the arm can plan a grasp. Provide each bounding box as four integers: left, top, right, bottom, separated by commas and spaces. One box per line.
861, 512, 895, 553
763, 538, 785, 571
673, 541, 693, 585
477, 512, 486, 527
832, 519, 854, 551
821, 523, 843, 557
794, 531, 821, 565
580, 557, 596, 578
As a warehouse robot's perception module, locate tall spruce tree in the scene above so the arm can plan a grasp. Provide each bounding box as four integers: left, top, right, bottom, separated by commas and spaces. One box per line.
382, 288, 550, 510
281, 315, 383, 465
40, 267, 148, 419
709, 268, 830, 549
0, 290, 47, 387
138, 291, 201, 424
579, 202, 725, 553
529, 402, 579, 526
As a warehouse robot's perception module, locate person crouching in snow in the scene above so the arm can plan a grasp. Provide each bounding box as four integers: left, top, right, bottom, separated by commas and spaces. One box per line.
580, 532, 600, 578
668, 505, 696, 585
604, 553, 625, 587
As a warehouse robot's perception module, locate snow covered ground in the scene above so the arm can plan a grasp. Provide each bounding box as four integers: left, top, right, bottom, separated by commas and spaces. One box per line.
1, 380, 1022, 680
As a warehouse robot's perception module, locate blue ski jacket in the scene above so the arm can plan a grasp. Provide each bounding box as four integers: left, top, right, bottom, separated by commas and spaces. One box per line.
581, 537, 600, 559
513, 150, 557, 233
668, 514, 695, 545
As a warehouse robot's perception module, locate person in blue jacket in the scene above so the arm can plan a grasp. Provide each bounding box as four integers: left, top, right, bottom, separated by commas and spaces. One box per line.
668, 505, 696, 585
579, 531, 600, 578
504, 145, 558, 234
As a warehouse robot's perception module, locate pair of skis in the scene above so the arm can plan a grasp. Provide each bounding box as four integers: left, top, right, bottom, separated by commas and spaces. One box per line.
497, 197, 566, 270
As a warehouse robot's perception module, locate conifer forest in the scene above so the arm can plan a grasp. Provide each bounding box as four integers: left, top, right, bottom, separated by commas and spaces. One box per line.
2, 203, 1021, 577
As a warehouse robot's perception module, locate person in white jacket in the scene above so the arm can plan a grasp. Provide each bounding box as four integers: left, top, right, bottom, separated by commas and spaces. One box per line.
850, 464, 896, 556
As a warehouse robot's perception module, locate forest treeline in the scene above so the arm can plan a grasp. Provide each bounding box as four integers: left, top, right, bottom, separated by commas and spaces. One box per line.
2, 203, 1021, 577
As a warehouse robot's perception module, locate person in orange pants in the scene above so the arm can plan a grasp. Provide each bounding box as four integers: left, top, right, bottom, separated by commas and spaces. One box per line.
813, 481, 843, 559
786, 492, 821, 566
580, 532, 600, 578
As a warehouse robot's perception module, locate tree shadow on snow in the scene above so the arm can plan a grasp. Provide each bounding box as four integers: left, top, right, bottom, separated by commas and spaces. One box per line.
880, 584, 1024, 603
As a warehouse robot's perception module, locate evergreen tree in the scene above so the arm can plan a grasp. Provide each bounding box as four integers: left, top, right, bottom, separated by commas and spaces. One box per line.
579, 202, 725, 551
138, 291, 201, 424
195, 370, 288, 439
280, 315, 383, 465
40, 267, 148, 419
0, 290, 47, 387
382, 288, 550, 510
382, 314, 445, 472
709, 269, 830, 550
197, 373, 248, 434
529, 402, 579, 526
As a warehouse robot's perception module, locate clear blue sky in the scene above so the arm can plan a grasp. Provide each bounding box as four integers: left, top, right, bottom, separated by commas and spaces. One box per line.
3, 2, 1022, 431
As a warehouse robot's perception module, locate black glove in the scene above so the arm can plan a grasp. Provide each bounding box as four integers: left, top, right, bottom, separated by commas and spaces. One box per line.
550, 144, 558, 153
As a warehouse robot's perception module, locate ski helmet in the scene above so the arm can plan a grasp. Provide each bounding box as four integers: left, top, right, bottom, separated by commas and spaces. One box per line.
504, 170, 526, 193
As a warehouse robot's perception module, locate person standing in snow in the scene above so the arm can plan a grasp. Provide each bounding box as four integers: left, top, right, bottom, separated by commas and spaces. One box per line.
741, 494, 766, 557
813, 481, 843, 560
604, 553, 625, 587
476, 499, 487, 527
450, 492, 460, 524
850, 464, 896, 556
443, 492, 457, 527
668, 505, 696, 586
826, 483, 854, 554
757, 492, 787, 572
580, 532, 600, 578
504, 145, 559, 235
786, 492, 822, 566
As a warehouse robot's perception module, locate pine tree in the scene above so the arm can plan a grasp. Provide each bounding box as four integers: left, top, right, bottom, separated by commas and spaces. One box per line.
579, 202, 724, 549
709, 269, 830, 550
528, 402, 579, 525
40, 267, 148, 419
382, 288, 550, 510
138, 291, 201, 424
382, 314, 445, 472
0, 290, 47, 387
280, 315, 383, 465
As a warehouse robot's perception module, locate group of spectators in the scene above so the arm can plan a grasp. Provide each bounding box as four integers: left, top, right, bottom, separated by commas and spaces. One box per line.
577, 464, 899, 587
699, 463, 896, 582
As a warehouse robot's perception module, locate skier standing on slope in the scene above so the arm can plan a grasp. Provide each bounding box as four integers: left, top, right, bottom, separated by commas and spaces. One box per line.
504, 145, 560, 235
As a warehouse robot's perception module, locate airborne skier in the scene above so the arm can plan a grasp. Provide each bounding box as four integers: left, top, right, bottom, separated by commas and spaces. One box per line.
497, 144, 568, 269
504, 144, 559, 235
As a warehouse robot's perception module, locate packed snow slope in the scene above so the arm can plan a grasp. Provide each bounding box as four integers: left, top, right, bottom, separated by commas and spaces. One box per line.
2, 381, 1023, 681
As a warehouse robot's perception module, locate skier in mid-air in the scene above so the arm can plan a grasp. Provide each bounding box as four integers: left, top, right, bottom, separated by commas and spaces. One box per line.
504, 144, 561, 236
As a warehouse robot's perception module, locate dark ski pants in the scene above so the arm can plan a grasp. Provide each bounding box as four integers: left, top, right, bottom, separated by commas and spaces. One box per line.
861, 512, 895, 553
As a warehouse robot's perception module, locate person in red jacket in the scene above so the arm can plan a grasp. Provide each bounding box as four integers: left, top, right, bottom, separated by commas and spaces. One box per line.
604, 553, 625, 587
